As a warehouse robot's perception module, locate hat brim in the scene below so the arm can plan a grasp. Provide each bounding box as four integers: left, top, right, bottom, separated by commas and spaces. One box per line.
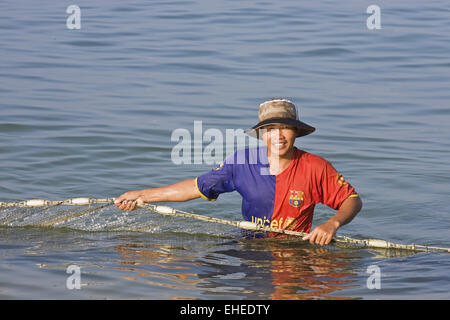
244, 117, 315, 139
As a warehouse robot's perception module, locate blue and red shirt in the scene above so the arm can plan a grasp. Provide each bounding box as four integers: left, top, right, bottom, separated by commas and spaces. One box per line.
195, 147, 358, 235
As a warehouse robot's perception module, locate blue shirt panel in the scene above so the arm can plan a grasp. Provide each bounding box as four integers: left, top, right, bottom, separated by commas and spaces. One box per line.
196, 147, 275, 223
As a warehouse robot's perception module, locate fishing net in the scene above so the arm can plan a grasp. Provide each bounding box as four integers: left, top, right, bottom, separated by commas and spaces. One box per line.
1, 198, 449, 254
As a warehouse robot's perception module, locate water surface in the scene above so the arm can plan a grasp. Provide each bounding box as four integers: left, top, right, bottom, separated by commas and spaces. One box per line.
1, 0, 449, 299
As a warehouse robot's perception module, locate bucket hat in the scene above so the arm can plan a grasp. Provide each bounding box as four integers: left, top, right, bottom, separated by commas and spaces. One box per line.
245, 98, 315, 139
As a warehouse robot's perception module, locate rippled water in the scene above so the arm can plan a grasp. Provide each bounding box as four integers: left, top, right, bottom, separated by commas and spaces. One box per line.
1, 0, 449, 299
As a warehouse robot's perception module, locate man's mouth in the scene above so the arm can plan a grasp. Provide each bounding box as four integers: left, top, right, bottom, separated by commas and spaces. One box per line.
273, 141, 287, 148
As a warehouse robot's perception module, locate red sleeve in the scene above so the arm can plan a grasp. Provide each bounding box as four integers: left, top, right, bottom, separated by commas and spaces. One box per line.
319, 160, 358, 210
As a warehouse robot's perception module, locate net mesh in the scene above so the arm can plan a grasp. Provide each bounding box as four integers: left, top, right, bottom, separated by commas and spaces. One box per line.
1, 198, 449, 253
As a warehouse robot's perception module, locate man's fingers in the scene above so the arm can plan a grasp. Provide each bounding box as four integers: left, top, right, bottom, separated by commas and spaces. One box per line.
128, 202, 136, 211
116, 199, 138, 211
114, 190, 142, 210
319, 234, 327, 246
118, 200, 128, 210
126, 200, 136, 211
122, 200, 131, 210
313, 231, 321, 245
303, 229, 333, 246
114, 198, 144, 211
115, 193, 131, 206
303, 231, 318, 244
307, 231, 318, 245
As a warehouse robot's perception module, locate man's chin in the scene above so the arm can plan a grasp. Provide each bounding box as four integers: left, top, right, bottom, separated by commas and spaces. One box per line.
269, 146, 293, 157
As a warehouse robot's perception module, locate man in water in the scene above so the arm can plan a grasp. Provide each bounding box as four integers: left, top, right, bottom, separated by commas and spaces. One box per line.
115, 98, 362, 245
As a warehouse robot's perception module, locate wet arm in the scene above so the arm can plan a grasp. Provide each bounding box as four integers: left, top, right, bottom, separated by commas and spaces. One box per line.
115, 178, 201, 210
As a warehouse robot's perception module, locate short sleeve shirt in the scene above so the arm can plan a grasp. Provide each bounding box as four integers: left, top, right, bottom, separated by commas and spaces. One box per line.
196, 147, 358, 234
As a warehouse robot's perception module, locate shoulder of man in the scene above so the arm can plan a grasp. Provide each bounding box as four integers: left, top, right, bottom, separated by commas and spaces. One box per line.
296, 148, 330, 168
223, 147, 265, 166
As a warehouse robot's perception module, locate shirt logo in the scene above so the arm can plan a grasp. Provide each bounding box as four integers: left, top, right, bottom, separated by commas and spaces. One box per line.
337, 174, 348, 186
288, 190, 304, 208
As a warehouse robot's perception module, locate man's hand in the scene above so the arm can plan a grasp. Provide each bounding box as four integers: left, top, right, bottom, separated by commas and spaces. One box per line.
302, 196, 362, 245
114, 191, 144, 211
302, 220, 339, 246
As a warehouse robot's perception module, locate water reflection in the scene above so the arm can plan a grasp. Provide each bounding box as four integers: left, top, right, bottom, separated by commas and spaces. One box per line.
115, 241, 203, 299
114, 236, 361, 300
230, 239, 359, 300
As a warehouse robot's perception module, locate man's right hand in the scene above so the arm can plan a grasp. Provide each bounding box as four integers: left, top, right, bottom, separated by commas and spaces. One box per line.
114, 191, 144, 211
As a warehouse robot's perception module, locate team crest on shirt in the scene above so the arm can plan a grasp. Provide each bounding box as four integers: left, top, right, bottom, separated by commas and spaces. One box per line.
288, 190, 304, 208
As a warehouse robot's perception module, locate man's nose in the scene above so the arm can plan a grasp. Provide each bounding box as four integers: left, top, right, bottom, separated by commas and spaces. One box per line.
271, 129, 284, 139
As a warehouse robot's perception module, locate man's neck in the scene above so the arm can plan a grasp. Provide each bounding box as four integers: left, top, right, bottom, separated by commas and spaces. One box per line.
267, 148, 295, 175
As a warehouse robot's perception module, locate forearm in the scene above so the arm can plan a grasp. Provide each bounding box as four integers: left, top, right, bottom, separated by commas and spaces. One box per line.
328, 196, 363, 229
139, 178, 200, 202
115, 178, 201, 210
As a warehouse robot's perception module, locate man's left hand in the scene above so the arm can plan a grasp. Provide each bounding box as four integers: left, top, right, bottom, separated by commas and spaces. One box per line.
302, 220, 340, 245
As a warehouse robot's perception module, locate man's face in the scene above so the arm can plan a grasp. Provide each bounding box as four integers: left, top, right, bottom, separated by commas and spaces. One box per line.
260, 124, 297, 158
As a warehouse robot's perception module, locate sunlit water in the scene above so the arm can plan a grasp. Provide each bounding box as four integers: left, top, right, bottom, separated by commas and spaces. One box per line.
0, 0, 449, 299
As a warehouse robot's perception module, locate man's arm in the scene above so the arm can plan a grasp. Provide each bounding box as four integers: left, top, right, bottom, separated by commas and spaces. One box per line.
303, 196, 362, 245
115, 178, 201, 211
